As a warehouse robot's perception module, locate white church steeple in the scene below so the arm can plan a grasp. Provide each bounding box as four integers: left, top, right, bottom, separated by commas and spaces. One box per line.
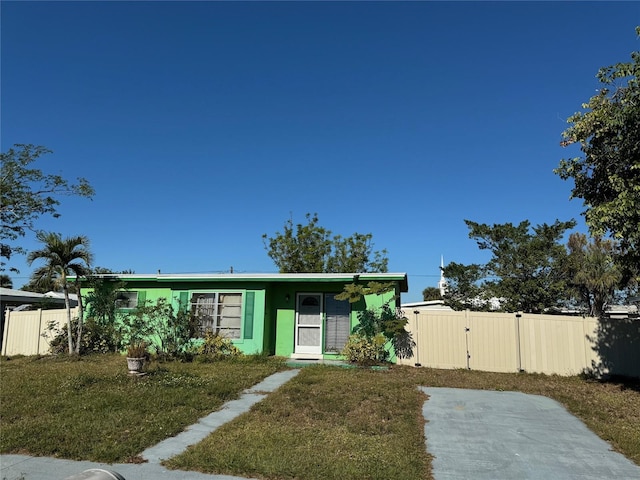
438, 255, 447, 297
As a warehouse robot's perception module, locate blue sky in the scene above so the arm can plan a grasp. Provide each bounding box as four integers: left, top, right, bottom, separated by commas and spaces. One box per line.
2, 1, 639, 302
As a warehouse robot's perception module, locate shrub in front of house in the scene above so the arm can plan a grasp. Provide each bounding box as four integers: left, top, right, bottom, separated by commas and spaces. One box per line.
46, 317, 118, 355
341, 301, 415, 366
192, 331, 242, 362
341, 333, 389, 365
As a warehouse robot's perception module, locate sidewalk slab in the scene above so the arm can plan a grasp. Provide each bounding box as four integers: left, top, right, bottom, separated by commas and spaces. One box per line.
421, 387, 640, 480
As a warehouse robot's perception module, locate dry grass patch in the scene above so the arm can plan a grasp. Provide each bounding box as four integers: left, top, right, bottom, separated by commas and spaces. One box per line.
166, 365, 431, 480
167, 365, 639, 480
0, 354, 287, 463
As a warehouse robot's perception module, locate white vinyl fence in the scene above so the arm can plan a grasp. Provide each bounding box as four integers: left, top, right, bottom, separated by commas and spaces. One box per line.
3, 307, 639, 378
398, 310, 640, 378
2, 308, 78, 356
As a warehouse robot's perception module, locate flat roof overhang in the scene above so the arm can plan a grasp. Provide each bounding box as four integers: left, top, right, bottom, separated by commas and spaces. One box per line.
71, 272, 408, 292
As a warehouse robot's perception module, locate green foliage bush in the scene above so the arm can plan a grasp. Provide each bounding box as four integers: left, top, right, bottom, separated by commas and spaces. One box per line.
343, 302, 415, 365
193, 331, 242, 361
119, 298, 198, 359
47, 317, 117, 355
341, 333, 389, 365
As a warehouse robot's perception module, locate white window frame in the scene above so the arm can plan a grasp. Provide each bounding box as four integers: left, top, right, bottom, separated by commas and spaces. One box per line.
190, 291, 243, 340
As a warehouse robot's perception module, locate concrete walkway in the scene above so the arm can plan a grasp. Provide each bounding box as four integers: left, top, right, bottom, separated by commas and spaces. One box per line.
0, 369, 301, 480
421, 387, 640, 480
141, 369, 300, 464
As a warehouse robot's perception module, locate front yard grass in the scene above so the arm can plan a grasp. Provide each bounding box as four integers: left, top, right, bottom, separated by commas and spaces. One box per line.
166, 365, 640, 480
2, 355, 638, 480
166, 365, 430, 480
0, 354, 287, 463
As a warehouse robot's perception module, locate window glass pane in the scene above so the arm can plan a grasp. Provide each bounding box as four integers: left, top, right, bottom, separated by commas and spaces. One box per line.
115, 291, 138, 309
191, 292, 243, 339
325, 294, 351, 352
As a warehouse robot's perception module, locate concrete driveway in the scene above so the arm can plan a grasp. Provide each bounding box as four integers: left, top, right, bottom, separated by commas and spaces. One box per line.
421, 387, 640, 480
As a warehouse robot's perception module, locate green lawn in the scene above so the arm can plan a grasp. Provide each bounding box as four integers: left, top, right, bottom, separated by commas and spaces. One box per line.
166, 365, 640, 479
166, 365, 430, 480
1, 355, 638, 480
0, 354, 287, 463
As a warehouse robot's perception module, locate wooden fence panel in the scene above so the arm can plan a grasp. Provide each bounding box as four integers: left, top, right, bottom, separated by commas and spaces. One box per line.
587, 316, 640, 378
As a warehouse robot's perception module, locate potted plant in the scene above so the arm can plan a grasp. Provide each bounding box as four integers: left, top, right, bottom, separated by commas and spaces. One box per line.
126, 340, 148, 374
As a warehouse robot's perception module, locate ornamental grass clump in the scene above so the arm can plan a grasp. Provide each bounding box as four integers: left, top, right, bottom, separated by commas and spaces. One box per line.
126, 341, 148, 358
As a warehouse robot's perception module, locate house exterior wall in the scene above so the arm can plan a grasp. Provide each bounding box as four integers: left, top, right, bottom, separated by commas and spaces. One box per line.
82, 281, 269, 355
272, 285, 398, 359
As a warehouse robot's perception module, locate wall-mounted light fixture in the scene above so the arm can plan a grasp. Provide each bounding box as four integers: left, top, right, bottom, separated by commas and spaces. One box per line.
285, 294, 290, 302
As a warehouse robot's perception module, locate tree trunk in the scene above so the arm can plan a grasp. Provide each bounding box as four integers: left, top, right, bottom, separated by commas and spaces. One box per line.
63, 282, 74, 354
74, 277, 84, 355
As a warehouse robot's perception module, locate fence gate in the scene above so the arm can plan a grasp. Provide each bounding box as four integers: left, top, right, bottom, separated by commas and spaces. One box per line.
466, 311, 519, 373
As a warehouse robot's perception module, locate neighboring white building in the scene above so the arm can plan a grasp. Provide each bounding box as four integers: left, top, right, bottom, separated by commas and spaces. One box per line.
0, 288, 78, 310
401, 300, 453, 312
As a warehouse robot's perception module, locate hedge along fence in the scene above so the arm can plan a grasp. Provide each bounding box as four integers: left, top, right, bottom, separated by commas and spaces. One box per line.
2, 307, 79, 356
398, 310, 640, 379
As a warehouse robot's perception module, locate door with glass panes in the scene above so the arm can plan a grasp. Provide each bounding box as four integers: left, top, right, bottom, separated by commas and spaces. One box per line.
295, 293, 351, 355
295, 293, 323, 355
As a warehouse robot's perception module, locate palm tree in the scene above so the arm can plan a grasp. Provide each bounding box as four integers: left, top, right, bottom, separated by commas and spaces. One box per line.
0, 274, 13, 288
566, 233, 622, 317
27, 232, 93, 354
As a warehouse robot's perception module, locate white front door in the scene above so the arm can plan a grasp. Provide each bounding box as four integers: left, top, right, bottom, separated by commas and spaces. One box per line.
295, 293, 323, 355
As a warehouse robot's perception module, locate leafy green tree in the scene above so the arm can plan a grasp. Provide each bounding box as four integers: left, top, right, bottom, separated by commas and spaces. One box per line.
1, 144, 94, 272
444, 219, 576, 313
27, 232, 93, 354
564, 233, 623, 317
422, 286, 442, 301
263, 213, 332, 272
263, 213, 388, 273
326, 233, 389, 273
556, 33, 640, 276
441, 262, 490, 311
335, 281, 414, 362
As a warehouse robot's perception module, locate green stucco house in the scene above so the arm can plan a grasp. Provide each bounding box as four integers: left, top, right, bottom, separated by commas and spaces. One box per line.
83, 272, 408, 360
